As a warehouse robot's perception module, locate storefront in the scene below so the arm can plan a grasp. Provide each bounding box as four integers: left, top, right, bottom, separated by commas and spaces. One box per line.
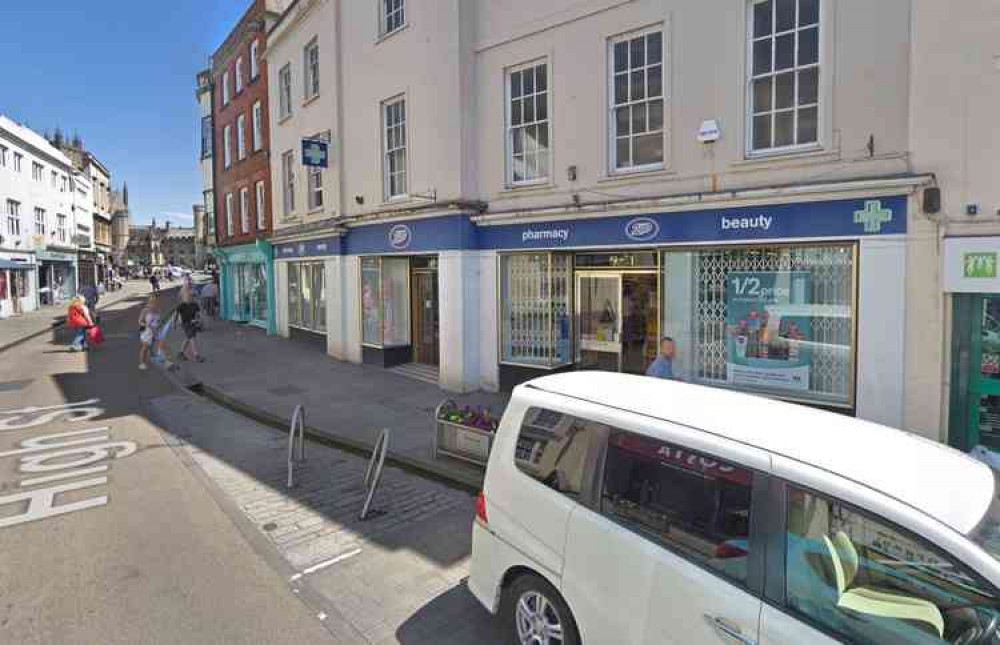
478, 195, 909, 417
274, 233, 341, 349
0, 255, 37, 318
945, 237, 1000, 452
36, 248, 78, 307
216, 241, 275, 334
77, 250, 98, 289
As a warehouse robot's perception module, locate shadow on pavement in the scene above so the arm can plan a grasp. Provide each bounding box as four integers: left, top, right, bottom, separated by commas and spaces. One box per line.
395, 583, 505, 644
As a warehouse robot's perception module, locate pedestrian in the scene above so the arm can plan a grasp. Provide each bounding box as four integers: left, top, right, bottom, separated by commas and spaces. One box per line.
200, 280, 218, 318
81, 282, 99, 323
67, 296, 94, 352
137, 296, 177, 371
149, 272, 160, 296
174, 290, 205, 362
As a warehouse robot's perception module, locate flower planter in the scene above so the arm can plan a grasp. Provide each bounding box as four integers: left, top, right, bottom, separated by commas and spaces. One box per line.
434, 400, 497, 467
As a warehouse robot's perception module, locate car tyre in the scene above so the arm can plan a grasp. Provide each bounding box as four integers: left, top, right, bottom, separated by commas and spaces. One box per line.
504, 573, 581, 645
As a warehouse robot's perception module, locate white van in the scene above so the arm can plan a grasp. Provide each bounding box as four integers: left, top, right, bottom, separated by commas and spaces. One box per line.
469, 372, 1000, 645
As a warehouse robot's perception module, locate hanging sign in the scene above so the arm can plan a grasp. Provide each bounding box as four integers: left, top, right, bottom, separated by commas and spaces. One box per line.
301, 139, 329, 168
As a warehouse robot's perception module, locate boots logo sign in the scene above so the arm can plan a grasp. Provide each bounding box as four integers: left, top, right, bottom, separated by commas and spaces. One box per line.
625, 217, 660, 242
389, 224, 412, 250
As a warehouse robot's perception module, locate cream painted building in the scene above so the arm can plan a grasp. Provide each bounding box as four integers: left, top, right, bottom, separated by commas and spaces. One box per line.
263, 0, 958, 439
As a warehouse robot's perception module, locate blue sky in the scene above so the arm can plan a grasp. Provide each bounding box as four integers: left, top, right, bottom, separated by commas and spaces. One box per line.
0, 1, 251, 226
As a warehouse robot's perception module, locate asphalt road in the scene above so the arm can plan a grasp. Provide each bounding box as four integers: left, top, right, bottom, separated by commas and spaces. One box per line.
0, 289, 339, 644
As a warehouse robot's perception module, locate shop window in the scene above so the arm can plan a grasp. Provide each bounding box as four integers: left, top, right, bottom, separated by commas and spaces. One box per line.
361, 256, 409, 347
602, 429, 753, 584
786, 487, 999, 643
515, 407, 606, 501
662, 244, 855, 408
288, 262, 326, 333
500, 253, 572, 367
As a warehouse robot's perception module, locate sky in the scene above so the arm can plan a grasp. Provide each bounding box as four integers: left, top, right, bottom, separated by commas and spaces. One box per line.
0, 1, 252, 226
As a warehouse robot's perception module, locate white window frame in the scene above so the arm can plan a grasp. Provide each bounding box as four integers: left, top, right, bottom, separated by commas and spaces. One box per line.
237, 113, 247, 160
223, 125, 232, 168
222, 70, 230, 105
281, 150, 296, 216
250, 40, 260, 80
308, 165, 324, 211
252, 101, 263, 151
13, 152, 22, 172
56, 213, 67, 243
380, 0, 406, 37
225, 193, 234, 236
0, 145, 6, 167
6, 200, 20, 237
506, 60, 551, 187
32, 162, 43, 182
304, 39, 320, 101
746, 0, 822, 156
255, 181, 266, 230
235, 56, 244, 94
34, 207, 45, 236
608, 26, 667, 174
382, 95, 408, 200
51, 170, 57, 188
240, 187, 250, 234
279, 64, 292, 120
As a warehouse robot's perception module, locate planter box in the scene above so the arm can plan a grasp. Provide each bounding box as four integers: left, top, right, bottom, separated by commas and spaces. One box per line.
434, 400, 496, 467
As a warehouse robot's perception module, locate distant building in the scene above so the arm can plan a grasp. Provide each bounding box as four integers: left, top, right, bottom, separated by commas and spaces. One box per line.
195, 69, 216, 269
192, 204, 215, 269
126, 220, 166, 269
54, 140, 114, 285
162, 226, 196, 268
110, 183, 132, 267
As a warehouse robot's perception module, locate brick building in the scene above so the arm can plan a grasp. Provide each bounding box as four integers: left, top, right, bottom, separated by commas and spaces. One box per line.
211, 0, 288, 334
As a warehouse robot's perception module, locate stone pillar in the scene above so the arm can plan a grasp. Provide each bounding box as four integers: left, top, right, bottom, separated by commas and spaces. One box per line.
340, 255, 362, 364
478, 251, 500, 392
275, 261, 289, 338
439, 250, 483, 393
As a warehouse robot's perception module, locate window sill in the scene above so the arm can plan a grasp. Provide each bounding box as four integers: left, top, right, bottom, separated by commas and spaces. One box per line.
731, 146, 833, 170
597, 166, 676, 185
494, 181, 560, 200
302, 93, 321, 108
375, 23, 409, 45
278, 114, 293, 126
307, 206, 325, 216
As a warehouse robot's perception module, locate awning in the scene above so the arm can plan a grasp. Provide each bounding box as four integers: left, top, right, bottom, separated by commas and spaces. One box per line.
0, 260, 35, 270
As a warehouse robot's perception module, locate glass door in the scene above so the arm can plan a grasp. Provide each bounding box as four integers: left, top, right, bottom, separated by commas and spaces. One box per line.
621, 273, 660, 375
971, 296, 1000, 450
576, 273, 622, 371
411, 269, 439, 366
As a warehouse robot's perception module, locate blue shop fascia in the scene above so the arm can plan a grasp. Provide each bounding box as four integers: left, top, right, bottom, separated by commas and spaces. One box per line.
269, 188, 916, 423
215, 240, 276, 334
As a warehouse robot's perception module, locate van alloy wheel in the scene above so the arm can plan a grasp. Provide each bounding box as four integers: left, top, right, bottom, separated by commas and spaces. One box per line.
515, 590, 565, 645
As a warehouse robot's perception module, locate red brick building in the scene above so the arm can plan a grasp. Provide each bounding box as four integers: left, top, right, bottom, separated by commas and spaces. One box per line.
211, 0, 287, 332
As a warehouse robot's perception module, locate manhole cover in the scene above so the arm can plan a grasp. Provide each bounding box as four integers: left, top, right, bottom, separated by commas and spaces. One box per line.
262, 522, 278, 532
0, 380, 32, 393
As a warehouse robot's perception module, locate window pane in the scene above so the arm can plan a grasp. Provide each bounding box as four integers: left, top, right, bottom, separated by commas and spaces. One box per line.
512, 154, 525, 182
786, 488, 999, 645
523, 152, 537, 179
631, 102, 647, 134
614, 41, 629, 73
602, 431, 753, 583
614, 73, 629, 105
516, 408, 604, 497
753, 39, 772, 76
799, 0, 819, 26
288, 265, 301, 327
753, 77, 773, 113
775, 33, 795, 70
648, 99, 664, 132
382, 258, 409, 346
511, 71, 522, 98
535, 64, 547, 92
630, 69, 646, 101
776, 0, 796, 31
315, 263, 326, 332
523, 97, 535, 123
798, 67, 819, 105
512, 128, 524, 154
616, 137, 631, 168
634, 133, 663, 165
630, 36, 645, 68
616, 106, 631, 136
361, 259, 381, 344
647, 32, 663, 65
523, 68, 534, 95
754, 0, 773, 38
775, 71, 795, 109
798, 26, 819, 66
647, 65, 663, 98
797, 107, 818, 144
537, 150, 550, 179
775, 110, 795, 146
753, 114, 772, 150
536, 95, 548, 121
511, 99, 522, 126
537, 123, 549, 149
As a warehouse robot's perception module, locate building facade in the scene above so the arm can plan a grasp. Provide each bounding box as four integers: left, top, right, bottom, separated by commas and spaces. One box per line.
110, 183, 132, 267
193, 204, 215, 269
212, 0, 288, 334
126, 221, 166, 270
0, 116, 80, 317
162, 226, 197, 268
71, 171, 96, 287
196, 68, 217, 270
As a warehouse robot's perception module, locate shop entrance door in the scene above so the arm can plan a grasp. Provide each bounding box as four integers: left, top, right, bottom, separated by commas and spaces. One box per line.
966, 296, 1000, 451
576, 273, 623, 371
411, 266, 439, 366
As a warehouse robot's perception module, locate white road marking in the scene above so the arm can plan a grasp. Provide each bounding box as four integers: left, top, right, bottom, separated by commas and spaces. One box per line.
0, 477, 109, 528
0, 427, 110, 458
20, 464, 109, 487
0, 400, 104, 432
293, 548, 363, 580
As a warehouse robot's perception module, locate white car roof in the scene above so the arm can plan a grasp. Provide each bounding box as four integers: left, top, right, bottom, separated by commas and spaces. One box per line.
526, 372, 995, 534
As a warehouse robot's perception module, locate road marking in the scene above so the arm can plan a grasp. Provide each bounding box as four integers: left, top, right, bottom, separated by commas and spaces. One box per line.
20, 464, 109, 487
290, 547, 363, 582
0, 427, 110, 458
0, 477, 109, 528
0, 400, 104, 432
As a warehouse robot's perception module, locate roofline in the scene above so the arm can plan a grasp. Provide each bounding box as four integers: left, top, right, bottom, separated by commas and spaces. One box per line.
0, 122, 73, 171
85, 152, 110, 177
212, 1, 282, 68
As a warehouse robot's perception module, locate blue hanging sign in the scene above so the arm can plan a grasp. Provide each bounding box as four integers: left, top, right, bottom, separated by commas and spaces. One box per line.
302, 139, 329, 168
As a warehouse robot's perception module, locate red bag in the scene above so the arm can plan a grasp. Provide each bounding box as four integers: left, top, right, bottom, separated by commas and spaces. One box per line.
86, 326, 104, 346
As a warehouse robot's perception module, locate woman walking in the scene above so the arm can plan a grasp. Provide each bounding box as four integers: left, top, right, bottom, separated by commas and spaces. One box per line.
137, 296, 177, 371
175, 290, 205, 362
67, 296, 94, 352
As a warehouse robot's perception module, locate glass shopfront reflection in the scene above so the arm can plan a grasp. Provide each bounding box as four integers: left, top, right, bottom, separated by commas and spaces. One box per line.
233, 262, 269, 326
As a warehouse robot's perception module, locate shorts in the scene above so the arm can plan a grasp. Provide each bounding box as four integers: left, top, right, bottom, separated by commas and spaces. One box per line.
182, 322, 198, 340
140, 328, 154, 345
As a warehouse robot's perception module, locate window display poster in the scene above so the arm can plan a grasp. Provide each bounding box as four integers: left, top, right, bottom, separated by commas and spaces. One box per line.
725, 271, 812, 391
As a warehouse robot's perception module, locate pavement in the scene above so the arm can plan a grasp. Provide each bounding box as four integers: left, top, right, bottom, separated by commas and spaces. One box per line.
163, 317, 510, 489
0, 279, 154, 353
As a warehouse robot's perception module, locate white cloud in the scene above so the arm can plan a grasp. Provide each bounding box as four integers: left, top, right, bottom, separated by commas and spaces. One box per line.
161, 211, 194, 222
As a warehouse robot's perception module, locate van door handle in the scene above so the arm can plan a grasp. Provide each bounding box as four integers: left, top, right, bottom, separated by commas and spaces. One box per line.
704, 615, 757, 645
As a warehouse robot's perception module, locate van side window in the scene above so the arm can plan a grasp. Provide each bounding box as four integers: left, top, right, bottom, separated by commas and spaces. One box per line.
600, 430, 753, 584
786, 487, 1000, 644
515, 407, 605, 500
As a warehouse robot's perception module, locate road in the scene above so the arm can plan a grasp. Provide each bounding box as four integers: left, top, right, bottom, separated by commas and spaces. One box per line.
0, 288, 504, 644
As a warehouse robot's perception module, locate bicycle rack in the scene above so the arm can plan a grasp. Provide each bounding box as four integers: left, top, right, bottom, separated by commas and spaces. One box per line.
287, 405, 306, 488
360, 428, 390, 520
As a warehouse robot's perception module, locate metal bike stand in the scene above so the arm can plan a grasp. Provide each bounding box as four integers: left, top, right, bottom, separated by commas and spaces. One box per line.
360, 428, 390, 521
287, 405, 306, 488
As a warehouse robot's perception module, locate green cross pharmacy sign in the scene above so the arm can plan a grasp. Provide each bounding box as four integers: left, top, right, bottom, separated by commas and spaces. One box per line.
854, 200, 894, 234
964, 252, 998, 279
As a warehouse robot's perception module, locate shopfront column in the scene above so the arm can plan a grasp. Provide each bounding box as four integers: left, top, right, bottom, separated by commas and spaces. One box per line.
275, 262, 289, 338
341, 255, 363, 364
478, 251, 500, 392
439, 250, 482, 393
